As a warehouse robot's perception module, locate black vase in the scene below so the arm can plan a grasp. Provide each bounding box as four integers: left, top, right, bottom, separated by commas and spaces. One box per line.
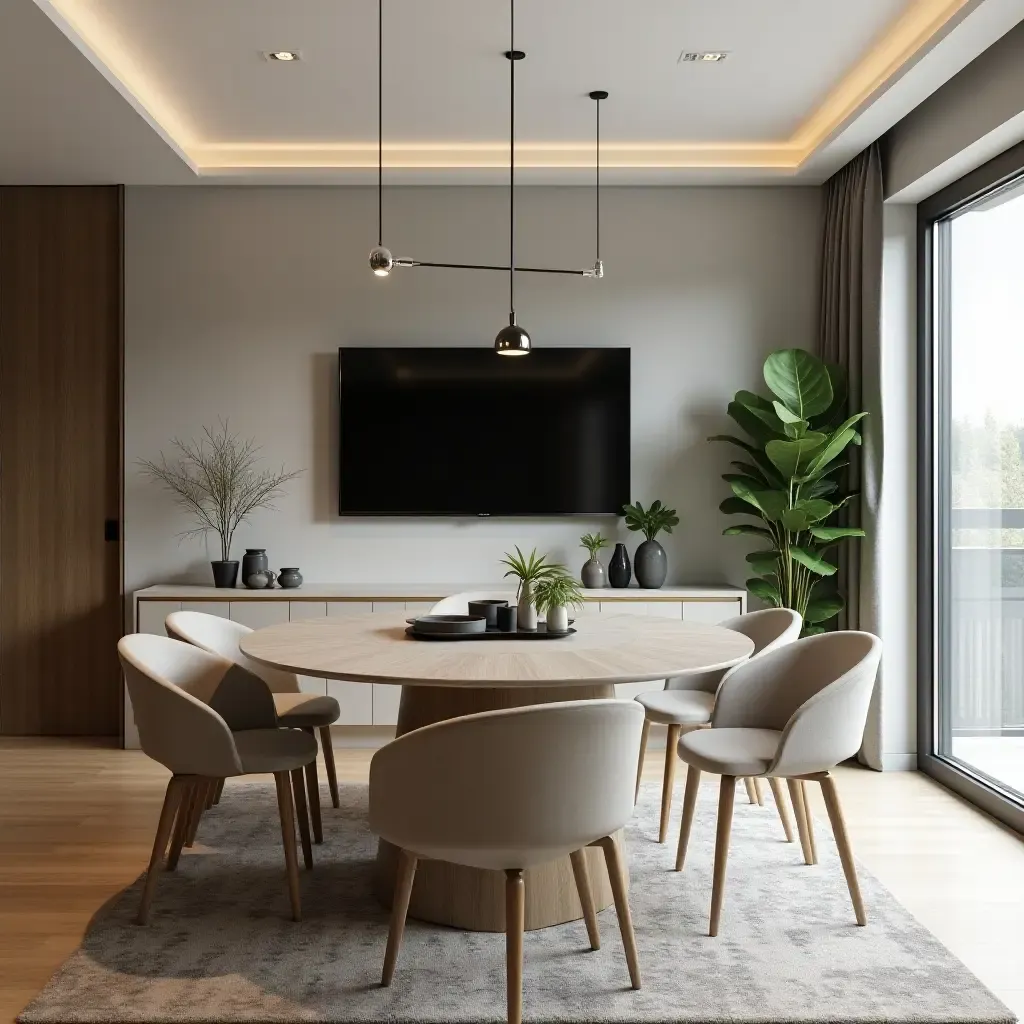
211, 560, 239, 589
242, 548, 269, 585
608, 543, 631, 588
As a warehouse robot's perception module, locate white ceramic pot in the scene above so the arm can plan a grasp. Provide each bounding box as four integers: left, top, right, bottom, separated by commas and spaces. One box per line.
518, 582, 538, 631
545, 604, 569, 633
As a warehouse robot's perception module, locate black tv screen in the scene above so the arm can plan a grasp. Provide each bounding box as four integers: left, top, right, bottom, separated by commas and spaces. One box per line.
338, 347, 630, 515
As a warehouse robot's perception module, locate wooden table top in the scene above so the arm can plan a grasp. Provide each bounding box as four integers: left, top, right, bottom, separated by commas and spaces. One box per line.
239, 611, 754, 687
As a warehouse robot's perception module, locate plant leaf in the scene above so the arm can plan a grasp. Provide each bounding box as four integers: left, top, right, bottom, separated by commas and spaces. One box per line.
790, 546, 838, 576
812, 363, 849, 429
801, 427, 858, 479
809, 525, 866, 541
802, 624, 828, 636
746, 577, 781, 606
727, 401, 784, 447
805, 593, 845, 623
763, 349, 834, 419
723, 524, 774, 538
781, 508, 809, 532
729, 479, 788, 521
746, 550, 781, 575
720, 497, 763, 517
765, 435, 826, 479
772, 401, 805, 425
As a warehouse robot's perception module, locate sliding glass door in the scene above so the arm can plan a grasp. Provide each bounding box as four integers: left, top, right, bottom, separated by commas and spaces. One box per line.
921, 148, 1024, 828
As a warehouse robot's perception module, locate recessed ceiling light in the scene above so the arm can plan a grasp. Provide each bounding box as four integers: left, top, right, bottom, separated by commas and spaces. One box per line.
679, 51, 728, 63
264, 50, 301, 62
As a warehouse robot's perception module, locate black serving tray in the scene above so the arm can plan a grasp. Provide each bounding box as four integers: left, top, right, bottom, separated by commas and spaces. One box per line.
405, 624, 577, 642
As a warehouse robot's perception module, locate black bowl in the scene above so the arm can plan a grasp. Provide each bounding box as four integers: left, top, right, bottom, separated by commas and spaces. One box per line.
467, 599, 510, 628
412, 614, 487, 635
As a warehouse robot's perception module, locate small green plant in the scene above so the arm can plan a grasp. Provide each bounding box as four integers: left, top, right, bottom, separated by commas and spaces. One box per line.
499, 546, 564, 600
622, 500, 679, 542
579, 533, 608, 559
532, 572, 585, 614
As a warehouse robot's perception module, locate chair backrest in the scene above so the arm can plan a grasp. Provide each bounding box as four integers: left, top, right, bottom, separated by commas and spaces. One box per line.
712, 631, 882, 776
118, 634, 244, 778
667, 607, 802, 693
429, 590, 519, 615
369, 699, 644, 865
166, 610, 300, 694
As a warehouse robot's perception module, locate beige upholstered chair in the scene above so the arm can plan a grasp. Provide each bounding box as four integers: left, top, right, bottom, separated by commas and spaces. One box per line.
635, 608, 802, 842
370, 699, 644, 1024
674, 631, 882, 936
166, 610, 341, 842
118, 634, 319, 923
429, 590, 518, 615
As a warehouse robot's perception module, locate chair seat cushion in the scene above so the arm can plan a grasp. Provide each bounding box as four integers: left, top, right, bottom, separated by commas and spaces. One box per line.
273, 692, 341, 728
234, 728, 319, 774
677, 727, 782, 777
636, 689, 715, 725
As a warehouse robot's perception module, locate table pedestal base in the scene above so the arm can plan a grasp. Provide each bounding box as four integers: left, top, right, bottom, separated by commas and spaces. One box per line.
373, 682, 623, 932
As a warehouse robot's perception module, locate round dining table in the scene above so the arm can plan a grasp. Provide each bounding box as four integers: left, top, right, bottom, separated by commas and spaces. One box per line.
240, 610, 753, 933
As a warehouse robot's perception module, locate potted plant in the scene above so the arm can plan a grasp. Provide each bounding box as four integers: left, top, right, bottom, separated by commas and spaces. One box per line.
499, 546, 564, 631
710, 348, 867, 634
532, 572, 584, 633
140, 421, 302, 589
579, 532, 609, 589
622, 500, 679, 589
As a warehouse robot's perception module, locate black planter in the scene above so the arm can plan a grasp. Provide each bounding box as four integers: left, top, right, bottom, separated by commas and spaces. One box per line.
608, 543, 632, 588
211, 560, 239, 588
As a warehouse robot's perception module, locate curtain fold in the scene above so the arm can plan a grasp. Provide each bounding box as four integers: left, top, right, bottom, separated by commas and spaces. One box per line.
818, 144, 885, 769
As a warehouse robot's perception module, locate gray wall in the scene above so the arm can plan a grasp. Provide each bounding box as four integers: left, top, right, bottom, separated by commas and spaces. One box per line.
883, 20, 1024, 201
124, 186, 821, 596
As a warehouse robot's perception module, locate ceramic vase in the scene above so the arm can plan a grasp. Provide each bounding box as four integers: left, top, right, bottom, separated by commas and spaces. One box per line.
518, 582, 538, 631
581, 557, 606, 589
278, 567, 303, 589
211, 560, 239, 589
634, 539, 668, 589
608, 543, 631, 588
545, 604, 570, 632
242, 548, 269, 585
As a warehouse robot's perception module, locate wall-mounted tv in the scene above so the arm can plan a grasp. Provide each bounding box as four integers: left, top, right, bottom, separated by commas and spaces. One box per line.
338, 347, 630, 516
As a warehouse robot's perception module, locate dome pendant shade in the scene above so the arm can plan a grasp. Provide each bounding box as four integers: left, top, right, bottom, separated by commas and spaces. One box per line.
369, 245, 393, 276
494, 317, 531, 356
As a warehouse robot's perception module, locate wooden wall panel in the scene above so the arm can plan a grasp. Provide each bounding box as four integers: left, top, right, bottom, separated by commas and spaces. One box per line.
0, 186, 123, 736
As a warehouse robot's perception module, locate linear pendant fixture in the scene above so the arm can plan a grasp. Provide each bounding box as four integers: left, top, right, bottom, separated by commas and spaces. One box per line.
368, 0, 607, 354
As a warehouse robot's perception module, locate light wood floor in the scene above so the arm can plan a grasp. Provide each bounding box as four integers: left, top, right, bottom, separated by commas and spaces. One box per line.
1, 738, 1023, 1022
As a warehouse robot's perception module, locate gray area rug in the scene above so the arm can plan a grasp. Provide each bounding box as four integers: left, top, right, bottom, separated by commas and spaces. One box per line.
20, 780, 1015, 1023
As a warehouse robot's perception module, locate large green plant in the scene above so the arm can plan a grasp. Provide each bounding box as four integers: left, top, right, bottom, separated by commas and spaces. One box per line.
710, 349, 867, 634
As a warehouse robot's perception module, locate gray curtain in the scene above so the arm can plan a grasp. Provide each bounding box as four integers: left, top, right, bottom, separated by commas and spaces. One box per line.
818, 143, 885, 769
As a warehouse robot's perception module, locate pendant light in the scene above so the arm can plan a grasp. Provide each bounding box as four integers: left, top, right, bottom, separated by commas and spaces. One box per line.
368, 0, 608, 355
494, 9, 529, 357
368, 0, 393, 277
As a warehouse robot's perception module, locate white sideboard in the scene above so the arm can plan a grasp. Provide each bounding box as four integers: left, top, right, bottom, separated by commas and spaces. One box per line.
129, 583, 746, 747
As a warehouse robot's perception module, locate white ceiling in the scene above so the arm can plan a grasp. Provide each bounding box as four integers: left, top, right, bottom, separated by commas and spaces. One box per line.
1, 0, 1023, 185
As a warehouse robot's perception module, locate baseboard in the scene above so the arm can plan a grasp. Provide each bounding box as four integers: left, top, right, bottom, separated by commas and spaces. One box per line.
881, 752, 918, 771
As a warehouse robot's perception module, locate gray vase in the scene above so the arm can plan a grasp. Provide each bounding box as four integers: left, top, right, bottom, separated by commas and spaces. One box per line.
278, 567, 303, 589
581, 558, 606, 589
634, 539, 668, 589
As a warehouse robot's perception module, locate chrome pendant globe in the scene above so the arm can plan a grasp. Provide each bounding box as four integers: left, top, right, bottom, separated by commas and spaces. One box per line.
369, 245, 393, 277
494, 318, 531, 356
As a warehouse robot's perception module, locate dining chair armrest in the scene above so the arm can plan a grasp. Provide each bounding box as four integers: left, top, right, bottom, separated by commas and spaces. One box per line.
711, 646, 801, 730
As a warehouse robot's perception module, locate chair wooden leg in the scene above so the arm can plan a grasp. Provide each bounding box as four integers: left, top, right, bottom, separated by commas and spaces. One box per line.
752, 778, 765, 806
659, 724, 681, 843
635, 719, 650, 803
319, 726, 340, 809
820, 776, 867, 925
569, 849, 600, 950
709, 775, 736, 937
742, 778, 757, 804
594, 836, 641, 989
274, 771, 302, 921
800, 781, 818, 864
185, 779, 210, 847
136, 776, 186, 925
505, 869, 525, 1024
303, 750, 323, 845
675, 764, 701, 871
382, 849, 417, 986
291, 767, 314, 870
166, 780, 196, 871
212, 779, 225, 805
768, 777, 795, 843
787, 778, 814, 865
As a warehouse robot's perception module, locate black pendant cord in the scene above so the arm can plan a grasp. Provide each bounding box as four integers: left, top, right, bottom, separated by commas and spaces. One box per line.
595, 95, 600, 264
377, 0, 383, 247
508, 0, 516, 324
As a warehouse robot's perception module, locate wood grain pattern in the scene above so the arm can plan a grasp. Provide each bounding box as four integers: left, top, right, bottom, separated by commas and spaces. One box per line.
0, 186, 122, 736
240, 612, 754, 687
